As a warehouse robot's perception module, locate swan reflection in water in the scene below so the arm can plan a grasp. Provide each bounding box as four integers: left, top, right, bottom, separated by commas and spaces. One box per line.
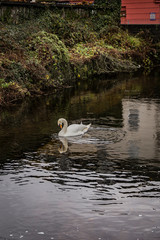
58, 137, 69, 153
38, 133, 97, 156
58, 135, 91, 154
38, 125, 125, 156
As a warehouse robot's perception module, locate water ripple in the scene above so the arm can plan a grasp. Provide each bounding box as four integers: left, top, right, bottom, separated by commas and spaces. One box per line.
1, 152, 160, 202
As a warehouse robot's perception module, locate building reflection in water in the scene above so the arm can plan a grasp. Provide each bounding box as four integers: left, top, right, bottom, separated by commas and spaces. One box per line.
128, 108, 139, 132
122, 99, 160, 160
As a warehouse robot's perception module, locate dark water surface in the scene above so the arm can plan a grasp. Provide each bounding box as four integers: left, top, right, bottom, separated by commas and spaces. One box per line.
0, 71, 160, 240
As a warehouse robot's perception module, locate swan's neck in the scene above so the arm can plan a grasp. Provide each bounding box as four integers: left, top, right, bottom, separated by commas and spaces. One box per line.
59, 120, 68, 136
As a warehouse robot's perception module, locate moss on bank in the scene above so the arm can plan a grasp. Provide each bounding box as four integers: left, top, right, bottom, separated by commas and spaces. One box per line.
0, 9, 159, 106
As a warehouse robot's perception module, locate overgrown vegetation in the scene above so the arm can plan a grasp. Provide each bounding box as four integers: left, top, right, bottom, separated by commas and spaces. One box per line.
0, 2, 159, 105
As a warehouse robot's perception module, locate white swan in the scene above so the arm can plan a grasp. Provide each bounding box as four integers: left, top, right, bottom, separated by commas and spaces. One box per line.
58, 118, 91, 137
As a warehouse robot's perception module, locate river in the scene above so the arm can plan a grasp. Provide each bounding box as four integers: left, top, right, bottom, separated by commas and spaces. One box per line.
0, 70, 160, 240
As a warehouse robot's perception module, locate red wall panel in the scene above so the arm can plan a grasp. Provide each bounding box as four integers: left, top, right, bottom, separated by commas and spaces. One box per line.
121, 0, 160, 24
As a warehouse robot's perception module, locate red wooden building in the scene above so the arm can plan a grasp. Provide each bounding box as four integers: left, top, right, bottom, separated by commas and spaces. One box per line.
121, 0, 160, 24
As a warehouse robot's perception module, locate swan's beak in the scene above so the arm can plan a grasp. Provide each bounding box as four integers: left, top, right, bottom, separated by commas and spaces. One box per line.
59, 124, 62, 129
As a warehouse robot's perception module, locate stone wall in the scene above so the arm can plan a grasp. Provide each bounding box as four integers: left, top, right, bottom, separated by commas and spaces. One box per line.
0, 2, 96, 24
0, 2, 46, 23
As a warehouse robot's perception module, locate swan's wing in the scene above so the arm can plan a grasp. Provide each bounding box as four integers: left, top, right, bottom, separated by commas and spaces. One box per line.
67, 123, 91, 135
80, 123, 91, 133
67, 124, 84, 132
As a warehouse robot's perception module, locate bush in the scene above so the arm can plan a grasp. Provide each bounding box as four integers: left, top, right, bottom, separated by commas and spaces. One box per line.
26, 31, 71, 81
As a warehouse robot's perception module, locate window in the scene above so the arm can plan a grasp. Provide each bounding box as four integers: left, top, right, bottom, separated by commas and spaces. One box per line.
121, 6, 126, 17
150, 12, 156, 20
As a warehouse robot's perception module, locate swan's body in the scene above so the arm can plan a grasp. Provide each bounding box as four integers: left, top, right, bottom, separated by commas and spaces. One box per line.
58, 118, 91, 137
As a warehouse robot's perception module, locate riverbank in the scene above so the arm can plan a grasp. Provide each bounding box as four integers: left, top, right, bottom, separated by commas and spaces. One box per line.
0, 9, 160, 106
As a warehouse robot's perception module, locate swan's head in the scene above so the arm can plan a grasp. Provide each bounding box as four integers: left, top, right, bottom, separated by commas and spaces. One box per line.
58, 119, 63, 129
58, 118, 67, 129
